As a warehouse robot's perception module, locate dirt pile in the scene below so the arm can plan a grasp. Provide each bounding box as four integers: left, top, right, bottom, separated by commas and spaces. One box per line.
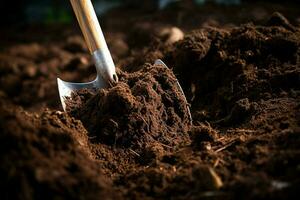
0, 7, 299, 200
0, 99, 118, 200
105, 12, 299, 199
165, 12, 300, 124
66, 63, 191, 160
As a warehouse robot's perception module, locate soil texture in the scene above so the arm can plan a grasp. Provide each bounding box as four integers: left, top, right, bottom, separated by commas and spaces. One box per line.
0, 3, 299, 200
66, 63, 191, 159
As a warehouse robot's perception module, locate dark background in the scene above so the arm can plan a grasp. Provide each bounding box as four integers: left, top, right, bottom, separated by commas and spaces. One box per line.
2, 0, 298, 25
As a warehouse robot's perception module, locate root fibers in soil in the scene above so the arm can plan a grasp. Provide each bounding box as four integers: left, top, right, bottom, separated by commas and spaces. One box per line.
66, 63, 191, 159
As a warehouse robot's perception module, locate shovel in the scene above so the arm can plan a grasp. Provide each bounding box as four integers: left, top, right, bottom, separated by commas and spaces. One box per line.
57, 0, 118, 111
57, 0, 192, 123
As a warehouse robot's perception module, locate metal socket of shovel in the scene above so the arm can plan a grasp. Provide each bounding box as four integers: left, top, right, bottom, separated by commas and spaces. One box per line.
57, 0, 118, 111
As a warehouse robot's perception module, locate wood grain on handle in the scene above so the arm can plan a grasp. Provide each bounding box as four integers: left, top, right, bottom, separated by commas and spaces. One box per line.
70, 0, 103, 53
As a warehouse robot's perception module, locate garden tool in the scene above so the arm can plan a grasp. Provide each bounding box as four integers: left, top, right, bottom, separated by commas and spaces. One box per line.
57, 0, 192, 124
57, 0, 118, 110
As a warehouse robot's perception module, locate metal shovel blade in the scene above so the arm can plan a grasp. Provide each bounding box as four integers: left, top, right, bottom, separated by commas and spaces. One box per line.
154, 59, 193, 124
57, 75, 106, 111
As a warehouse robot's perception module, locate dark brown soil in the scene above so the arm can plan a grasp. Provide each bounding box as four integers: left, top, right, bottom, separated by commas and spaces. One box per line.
165, 12, 300, 124
66, 63, 191, 159
0, 3, 299, 200
0, 98, 118, 200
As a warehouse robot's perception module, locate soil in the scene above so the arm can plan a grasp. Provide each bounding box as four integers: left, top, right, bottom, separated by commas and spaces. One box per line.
0, 98, 119, 200
0, 2, 299, 200
65, 63, 191, 159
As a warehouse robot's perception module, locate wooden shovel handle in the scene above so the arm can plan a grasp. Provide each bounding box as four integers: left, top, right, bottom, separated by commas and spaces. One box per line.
70, 0, 103, 53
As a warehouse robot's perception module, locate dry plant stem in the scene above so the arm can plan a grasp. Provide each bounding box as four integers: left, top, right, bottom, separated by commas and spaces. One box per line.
214, 138, 241, 153
129, 149, 141, 157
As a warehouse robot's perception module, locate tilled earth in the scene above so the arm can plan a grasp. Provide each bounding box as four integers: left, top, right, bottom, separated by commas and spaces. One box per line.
0, 3, 299, 200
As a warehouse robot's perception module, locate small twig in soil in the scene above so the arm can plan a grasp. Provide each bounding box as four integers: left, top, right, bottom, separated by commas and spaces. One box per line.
214, 137, 241, 153
227, 129, 255, 133
129, 149, 140, 157
88, 136, 97, 140
204, 121, 213, 128
140, 116, 150, 133
214, 141, 236, 153
213, 158, 220, 168
217, 136, 226, 142
213, 158, 225, 168
160, 143, 173, 149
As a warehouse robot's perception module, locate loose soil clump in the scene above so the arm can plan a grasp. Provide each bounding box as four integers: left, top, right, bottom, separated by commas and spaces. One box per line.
66, 63, 191, 159
0, 99, 118, 200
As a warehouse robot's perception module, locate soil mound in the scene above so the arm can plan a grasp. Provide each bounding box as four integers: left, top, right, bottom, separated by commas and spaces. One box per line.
110, 13, 300, 199
0, 8, 299, 200
0, 100, 117, 200
66, 63, 191, 157
165, 14, 300, 123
